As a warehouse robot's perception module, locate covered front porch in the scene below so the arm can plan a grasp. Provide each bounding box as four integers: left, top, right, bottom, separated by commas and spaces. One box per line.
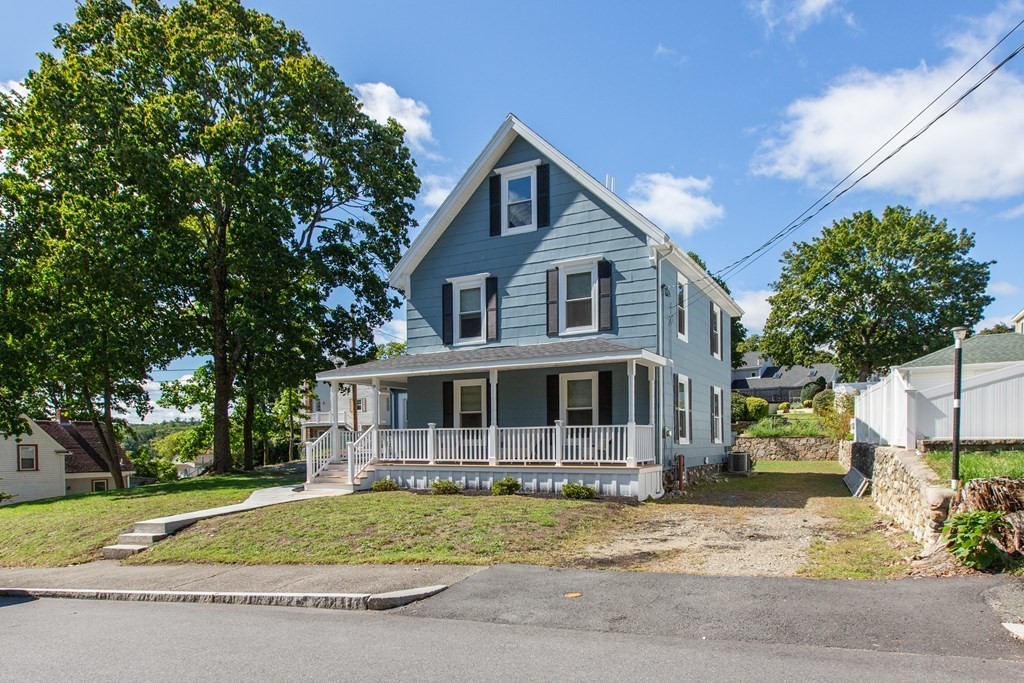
306, 339, 667, 496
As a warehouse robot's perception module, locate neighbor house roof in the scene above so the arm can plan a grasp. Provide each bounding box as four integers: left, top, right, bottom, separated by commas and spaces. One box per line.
318, 338, 666, 382
387, 114, 743, 319
34, 420, 132, 474
732, 362, 837, 392
900, 333, 1024, 369
1013, 307, 1024, 325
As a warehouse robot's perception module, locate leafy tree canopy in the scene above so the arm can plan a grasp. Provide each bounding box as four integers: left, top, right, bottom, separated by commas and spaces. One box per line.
977, 322, 1014, 335
760, 206, 993, 382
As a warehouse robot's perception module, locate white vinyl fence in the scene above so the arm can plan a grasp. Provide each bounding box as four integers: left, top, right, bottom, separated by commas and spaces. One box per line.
855, 363, 1024, 447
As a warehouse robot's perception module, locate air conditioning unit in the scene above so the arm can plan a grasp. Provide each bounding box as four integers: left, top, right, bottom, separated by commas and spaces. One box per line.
728, 451, 751, 474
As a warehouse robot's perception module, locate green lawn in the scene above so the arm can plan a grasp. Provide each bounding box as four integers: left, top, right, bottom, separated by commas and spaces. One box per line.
129, 493, 632, 566
743, 414, 827, 437
0, 470, 302, 567
923, 451, 1024, 481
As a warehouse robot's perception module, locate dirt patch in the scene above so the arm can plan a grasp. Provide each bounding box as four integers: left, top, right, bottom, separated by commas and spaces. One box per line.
578, 505, 833, 576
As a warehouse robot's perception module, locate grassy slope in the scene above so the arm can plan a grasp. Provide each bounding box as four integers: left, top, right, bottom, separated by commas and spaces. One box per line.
923, 451, 1024, 481
0, 471, 302, 567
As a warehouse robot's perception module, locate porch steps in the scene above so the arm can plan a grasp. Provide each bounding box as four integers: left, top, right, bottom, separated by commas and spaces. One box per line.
305, 464, 374, 492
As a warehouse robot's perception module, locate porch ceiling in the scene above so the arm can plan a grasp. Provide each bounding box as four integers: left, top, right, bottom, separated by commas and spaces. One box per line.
316, 338, 666, 384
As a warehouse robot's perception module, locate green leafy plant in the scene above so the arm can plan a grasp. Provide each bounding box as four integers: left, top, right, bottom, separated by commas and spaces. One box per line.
731, 393, 749, 422
562, 482, 597, 499
801, 377, 827, 404
745, 396, 770, 421
0, 478, 13, 504
802, 399, 813, 409
812, 389, 835, 415
943, 511, 1007, 570
778, 401, 791, 414
819, 393, 855, 440
492, 476, 521, 496
372, 478, 401, 492
430, 479, 461, 495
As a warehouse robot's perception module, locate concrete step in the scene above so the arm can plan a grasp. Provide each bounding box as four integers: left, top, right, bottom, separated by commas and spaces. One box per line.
117, 532, 168, 546
101, 544, 149, 560
304, 481, 358, 492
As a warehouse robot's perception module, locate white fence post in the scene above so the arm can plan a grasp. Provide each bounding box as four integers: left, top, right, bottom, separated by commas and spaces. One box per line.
904, 387, 918, 451
488, 425, 498, 465
427, 423, 436, 465
626, 423, 637, 467
554, 420, 564, 466
305, 441, 313, 484
347, 442, 355, 483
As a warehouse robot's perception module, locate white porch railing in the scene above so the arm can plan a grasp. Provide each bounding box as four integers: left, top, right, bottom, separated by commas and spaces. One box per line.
436, 427, 489, 462
497, 426, 558, 463
305, 427, 356, 483
347, 425, 377, 481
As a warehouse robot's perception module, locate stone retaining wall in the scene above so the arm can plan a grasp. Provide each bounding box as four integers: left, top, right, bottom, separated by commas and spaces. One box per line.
917, 438, 1024, 453
840, 442, 953, 544
736, 436, 838, 461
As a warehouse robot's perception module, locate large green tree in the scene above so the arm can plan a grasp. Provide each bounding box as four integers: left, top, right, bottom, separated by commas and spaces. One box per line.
760, 206, 994, 382
1, 0, 418, 476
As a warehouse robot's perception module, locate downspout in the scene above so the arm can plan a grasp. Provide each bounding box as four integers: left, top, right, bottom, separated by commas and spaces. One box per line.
650, 241, 671, 471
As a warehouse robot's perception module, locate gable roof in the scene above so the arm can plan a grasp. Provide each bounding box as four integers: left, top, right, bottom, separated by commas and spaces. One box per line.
900, 332, 1024, 369
732, 361, 837, 391
1013, 307, 1024, 324
389, 114, 743, 318
33, 420, 132, 474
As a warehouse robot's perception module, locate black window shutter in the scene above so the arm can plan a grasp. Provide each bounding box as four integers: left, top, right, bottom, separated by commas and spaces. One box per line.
598, 260, 612, 331
598, 371, 613, 425
489, 175, 501, 236
546, 375, 559, 425
546, 268, 559, 336
537, 163, 550, 228
687, 377, 694, 444
672, 373, 680, 442
486, 276, 498, 342
441, 283, 454, 345
442, 381, 454, 428
709, 301, 716, 355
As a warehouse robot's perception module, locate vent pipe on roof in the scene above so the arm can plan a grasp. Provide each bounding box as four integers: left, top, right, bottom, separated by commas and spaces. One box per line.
604, 175, 616, 192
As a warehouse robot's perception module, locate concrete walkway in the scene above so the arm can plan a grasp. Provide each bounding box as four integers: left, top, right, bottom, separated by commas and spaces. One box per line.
102, 485, 349, 558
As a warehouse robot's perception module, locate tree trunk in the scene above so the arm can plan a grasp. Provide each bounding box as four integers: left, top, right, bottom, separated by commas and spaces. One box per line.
288, 395, 295, 462
82, 382, 125, 490
211, 221, 234, 474
858, 360, 872, 383
243, 387, 255, 471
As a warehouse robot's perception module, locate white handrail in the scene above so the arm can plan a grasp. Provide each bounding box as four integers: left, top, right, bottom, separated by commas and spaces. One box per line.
435, 428, 489, 462
348, 425, 377, 481
306, 428, 356, 483
379, 428, 431, 461
496, 426, 557, 463
564, 425, 629, 463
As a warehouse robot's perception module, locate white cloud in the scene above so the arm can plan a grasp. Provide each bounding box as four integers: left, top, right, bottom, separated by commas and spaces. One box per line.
354, 82, 437, 157
0, 80, 26, 98
419, 174, 454, 210
988, 280, 1021, 297
977, 312, 1015, 331
654, 43, 687, 66
375, 317, 407, 345
627, 173, 724, 237
733, 288, 774, 333
998, 202, 1024, 219
754, 2, 1024, 204
748, 0, 854, 38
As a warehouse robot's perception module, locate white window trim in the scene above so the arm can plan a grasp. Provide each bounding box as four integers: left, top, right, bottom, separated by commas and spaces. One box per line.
17, 444, 38, 471
447, 273, 490, 346
712, 386, 724, 445
676, 374, 690, 445
453, 378, 487, 428
676, 273, 689, 343
558, 261, 598, 336
711, 302, 723, 360
91, 479, 108, 492
559, 371, 598, 426
499, 166, 537, 236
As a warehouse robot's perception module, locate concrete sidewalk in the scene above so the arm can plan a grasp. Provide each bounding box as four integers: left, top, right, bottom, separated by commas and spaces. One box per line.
0, 561, 483, 608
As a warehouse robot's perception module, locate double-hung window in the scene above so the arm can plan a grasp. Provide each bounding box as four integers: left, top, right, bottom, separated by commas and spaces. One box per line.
447, 273, 489, 345
554, 256, 600, 335
454, 379, 486, 428
676, 375, 690, 444
710, 302, 722, 360
561, 372, 597, 426
711, 386, 724, 444
17, 444, 38, 471
677, 273, 688, 341
495, 160, 540, 236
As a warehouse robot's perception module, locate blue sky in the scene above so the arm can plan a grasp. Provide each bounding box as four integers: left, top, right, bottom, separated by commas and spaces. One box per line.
4, 0, 1024, 420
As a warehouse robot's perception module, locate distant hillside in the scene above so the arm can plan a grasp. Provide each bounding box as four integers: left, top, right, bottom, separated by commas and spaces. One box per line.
124, 420, 198, 452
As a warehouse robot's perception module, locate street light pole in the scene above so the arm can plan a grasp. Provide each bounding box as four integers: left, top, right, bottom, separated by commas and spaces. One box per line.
950, 326, 968, 490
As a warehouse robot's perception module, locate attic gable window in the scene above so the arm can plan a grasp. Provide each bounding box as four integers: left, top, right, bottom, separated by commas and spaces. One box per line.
491, 159, 548, 237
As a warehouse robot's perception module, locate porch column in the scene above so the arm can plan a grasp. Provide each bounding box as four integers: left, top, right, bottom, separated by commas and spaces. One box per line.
372, 378, 381, 460
488, 368, 498, 465
648, 365, 655, 426
626, 360, 637, 467
330, 381, 341, 464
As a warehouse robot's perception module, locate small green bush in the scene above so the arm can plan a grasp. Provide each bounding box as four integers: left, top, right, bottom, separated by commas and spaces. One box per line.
371, 477, 401, 492
778, 401, 791, 414
730, 392, 749, 422
492, 476, 521, 496
430, 478, 461, 495
812, 389, 835, 415
943, 511, 1007, 570
745, 396, 770, 421
802, 399, 813, 409
801, 377, 827, 403
562, 482, 597, 499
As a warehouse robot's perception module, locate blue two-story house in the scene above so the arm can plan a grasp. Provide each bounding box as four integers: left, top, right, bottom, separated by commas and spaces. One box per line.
307, 115, 743, 499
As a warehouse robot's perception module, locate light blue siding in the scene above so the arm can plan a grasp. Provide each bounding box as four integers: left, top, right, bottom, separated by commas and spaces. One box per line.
406, 136, 657, 353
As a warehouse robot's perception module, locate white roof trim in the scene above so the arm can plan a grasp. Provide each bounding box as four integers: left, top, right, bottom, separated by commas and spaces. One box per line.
317, 348, 667, 383
1013, 307, 1024, 324
389, 114, 742, 318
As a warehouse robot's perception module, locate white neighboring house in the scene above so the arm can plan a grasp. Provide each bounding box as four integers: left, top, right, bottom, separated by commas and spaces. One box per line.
854, 332, 1024, 447
302, 382, 394, 442
1014, 307, 1024, 334
1, 417, 134, 505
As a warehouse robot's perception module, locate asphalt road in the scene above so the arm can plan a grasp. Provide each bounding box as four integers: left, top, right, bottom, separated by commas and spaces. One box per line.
1, 566, 1022, 682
